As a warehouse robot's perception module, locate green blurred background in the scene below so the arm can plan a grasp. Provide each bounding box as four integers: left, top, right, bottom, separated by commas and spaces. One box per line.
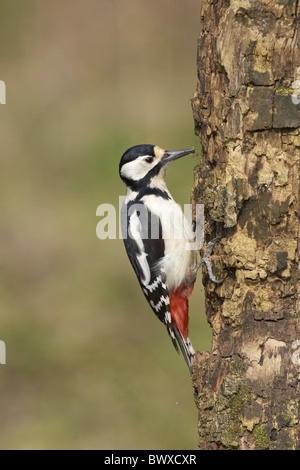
0, 0, 211, 449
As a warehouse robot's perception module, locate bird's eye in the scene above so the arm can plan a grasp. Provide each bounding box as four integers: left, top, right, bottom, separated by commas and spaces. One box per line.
145, 156, 154, 164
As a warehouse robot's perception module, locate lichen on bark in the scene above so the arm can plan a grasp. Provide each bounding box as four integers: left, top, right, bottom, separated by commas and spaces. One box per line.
191, 0, 300, 450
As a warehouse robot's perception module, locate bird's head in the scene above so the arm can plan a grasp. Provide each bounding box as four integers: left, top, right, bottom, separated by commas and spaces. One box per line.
119, 144, 195, 191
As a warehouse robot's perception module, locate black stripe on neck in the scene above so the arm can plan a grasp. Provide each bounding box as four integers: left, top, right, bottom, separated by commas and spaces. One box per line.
121, 161, 163, 192
125, 186, 171, 209
138, 186, 171, 200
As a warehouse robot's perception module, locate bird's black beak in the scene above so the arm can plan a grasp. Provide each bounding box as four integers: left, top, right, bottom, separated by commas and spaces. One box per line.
162, 148, 195, 164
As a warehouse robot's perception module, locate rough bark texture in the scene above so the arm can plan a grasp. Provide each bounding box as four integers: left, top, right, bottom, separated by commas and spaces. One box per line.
191, 0, 300, 450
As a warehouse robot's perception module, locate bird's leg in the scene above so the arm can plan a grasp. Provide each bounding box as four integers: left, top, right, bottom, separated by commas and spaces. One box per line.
190, 237, 223, 284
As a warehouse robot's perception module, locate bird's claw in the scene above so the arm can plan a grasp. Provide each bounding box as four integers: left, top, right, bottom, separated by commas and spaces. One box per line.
195, 237, 223, 284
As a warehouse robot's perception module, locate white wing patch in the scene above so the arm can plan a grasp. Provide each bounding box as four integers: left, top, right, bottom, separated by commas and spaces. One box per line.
128, 210, 151, 286
136, 251, 151, 286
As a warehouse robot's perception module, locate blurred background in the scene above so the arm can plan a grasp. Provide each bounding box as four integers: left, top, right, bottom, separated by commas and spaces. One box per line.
0, 0, 211, 449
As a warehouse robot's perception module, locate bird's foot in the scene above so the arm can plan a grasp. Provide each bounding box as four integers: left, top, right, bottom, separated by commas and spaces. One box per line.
193, 237, 223, 284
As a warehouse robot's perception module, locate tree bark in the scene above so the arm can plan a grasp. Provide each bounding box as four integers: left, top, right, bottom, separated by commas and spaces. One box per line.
191, 0, 300, 450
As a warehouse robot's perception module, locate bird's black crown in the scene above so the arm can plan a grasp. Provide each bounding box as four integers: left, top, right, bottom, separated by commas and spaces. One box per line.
119, 144, 155, 171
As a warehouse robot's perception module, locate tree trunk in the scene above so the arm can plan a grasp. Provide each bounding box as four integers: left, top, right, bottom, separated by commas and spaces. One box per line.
191, 0, 300, 450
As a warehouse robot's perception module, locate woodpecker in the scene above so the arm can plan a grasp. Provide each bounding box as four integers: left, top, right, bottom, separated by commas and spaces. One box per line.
119, 144, 221, 370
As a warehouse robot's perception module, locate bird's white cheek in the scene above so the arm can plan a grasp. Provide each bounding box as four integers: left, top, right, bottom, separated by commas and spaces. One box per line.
121, 161, 147, 180
121, 159, 157, 181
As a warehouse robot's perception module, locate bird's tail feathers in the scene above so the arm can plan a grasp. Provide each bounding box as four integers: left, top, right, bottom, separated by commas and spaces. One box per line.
167, 324, 195, 370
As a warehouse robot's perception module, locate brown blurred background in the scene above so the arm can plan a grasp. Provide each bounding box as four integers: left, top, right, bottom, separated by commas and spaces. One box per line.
0, 0, 211, 449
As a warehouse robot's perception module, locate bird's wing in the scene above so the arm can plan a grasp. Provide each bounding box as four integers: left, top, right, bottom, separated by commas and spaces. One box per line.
122, 200, 170, 324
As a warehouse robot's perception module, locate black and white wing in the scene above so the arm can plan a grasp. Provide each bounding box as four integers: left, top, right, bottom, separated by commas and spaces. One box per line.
121, 200, 170, 325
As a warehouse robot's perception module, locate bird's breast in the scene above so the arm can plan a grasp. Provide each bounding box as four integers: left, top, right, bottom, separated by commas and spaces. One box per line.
142, 194, 196, 290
